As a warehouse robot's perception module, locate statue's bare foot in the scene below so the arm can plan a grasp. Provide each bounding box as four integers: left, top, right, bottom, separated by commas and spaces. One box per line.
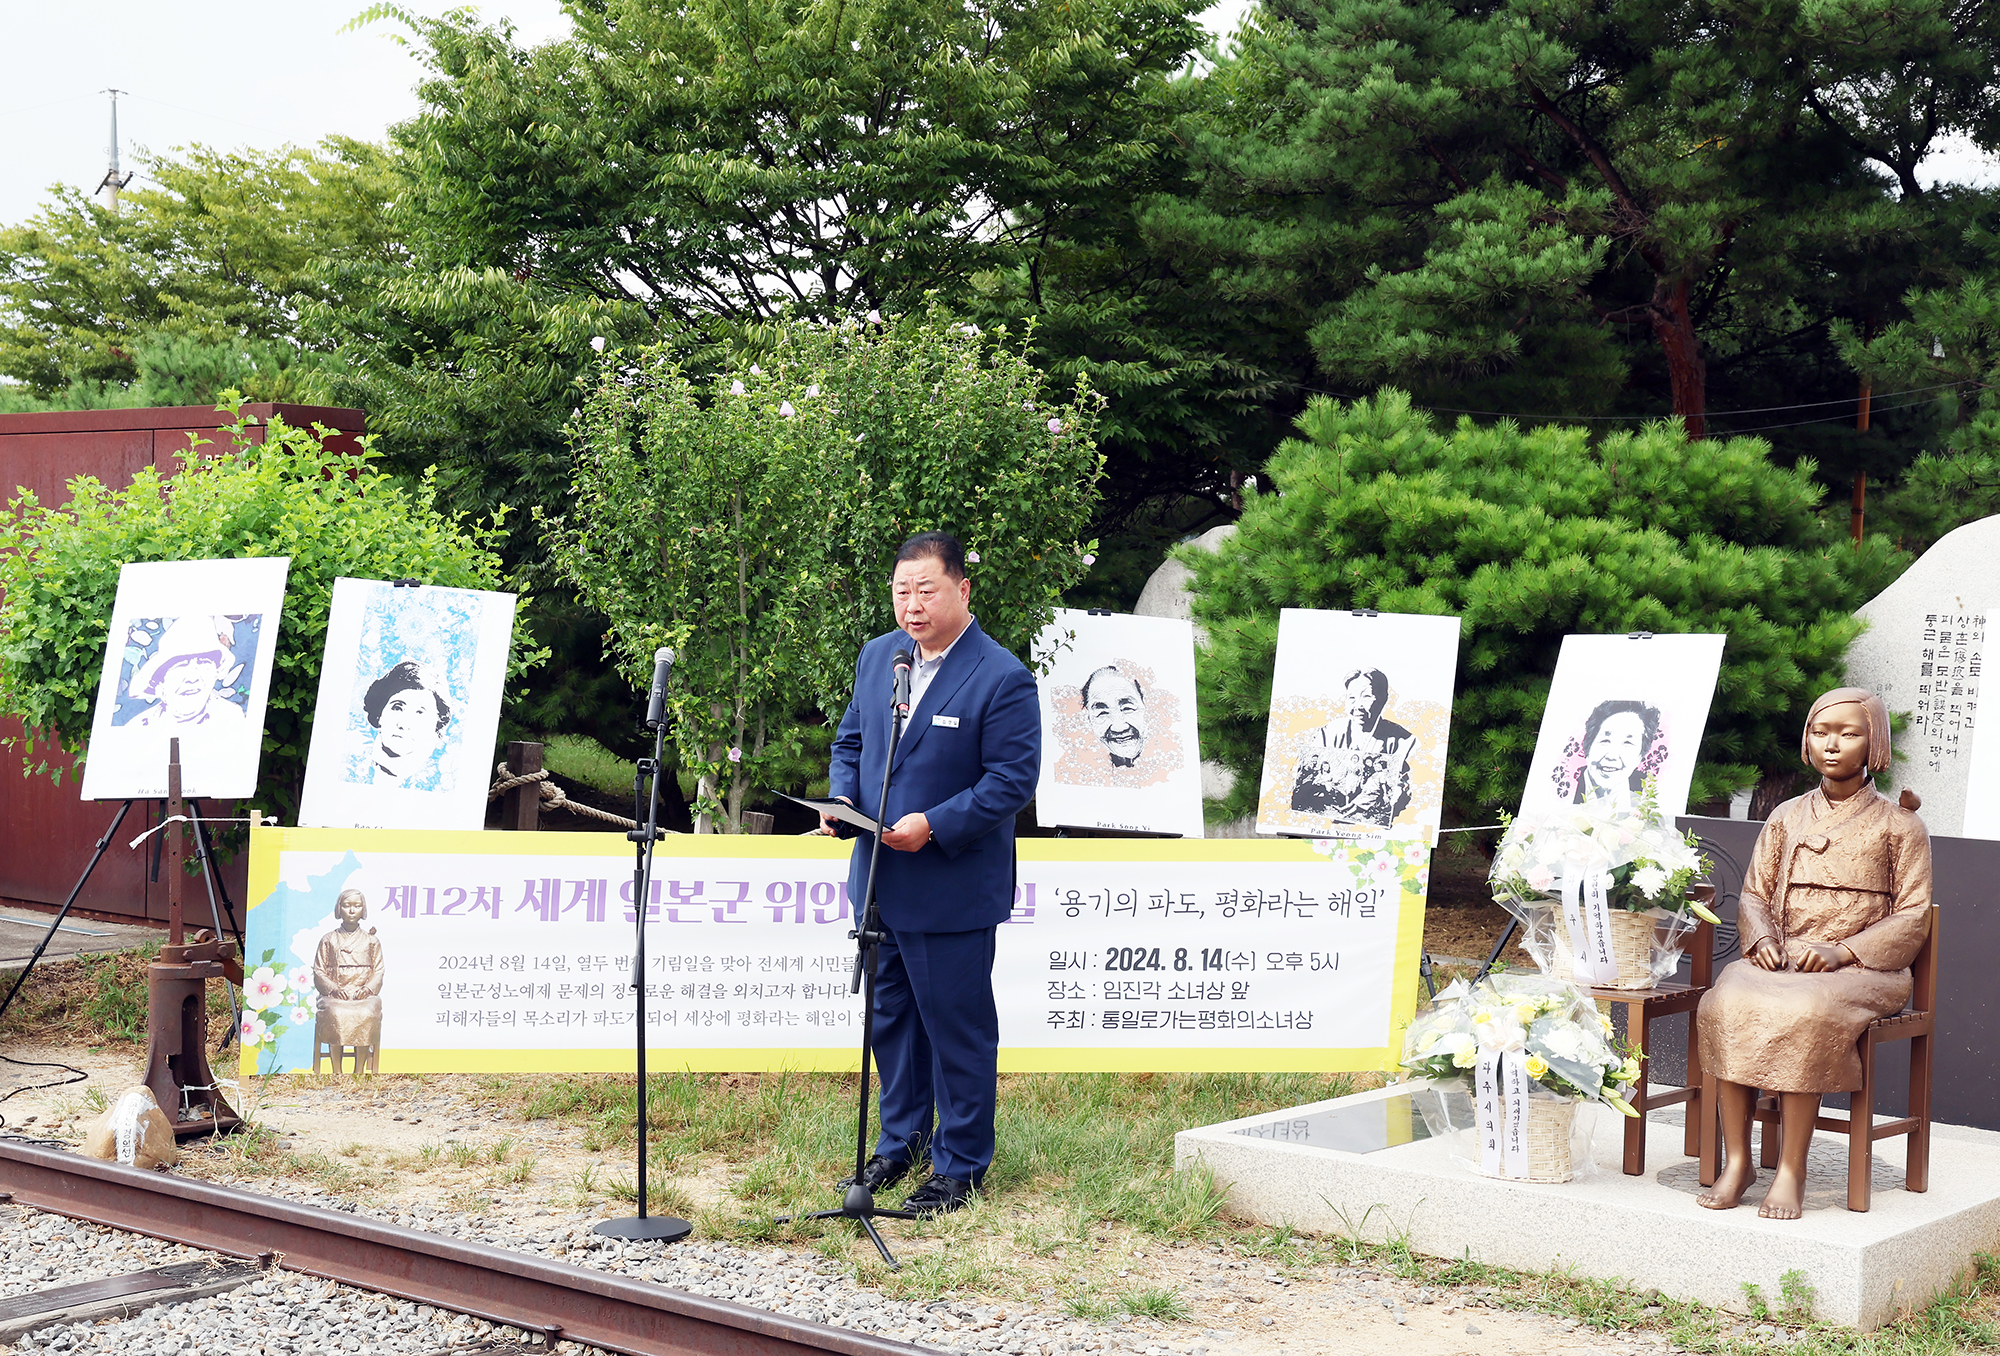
1758, 1168, 1805, 1219
1697, 1158, 1757, 1210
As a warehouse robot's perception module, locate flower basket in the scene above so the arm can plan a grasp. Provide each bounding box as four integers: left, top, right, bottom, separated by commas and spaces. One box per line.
1511, 1095, 1577, 1183
1400, 971, 1640, 1184
1489, 784, 1716, 988
1554, 906, 1661, 989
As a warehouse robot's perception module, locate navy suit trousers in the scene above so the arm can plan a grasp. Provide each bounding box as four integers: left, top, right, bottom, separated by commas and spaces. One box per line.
870, 924, 999, 1185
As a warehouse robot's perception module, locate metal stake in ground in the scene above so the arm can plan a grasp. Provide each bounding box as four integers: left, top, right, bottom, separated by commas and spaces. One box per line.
140, 738, 240, 1138
593, 648, 692, 1245
775, 648, 920, 1269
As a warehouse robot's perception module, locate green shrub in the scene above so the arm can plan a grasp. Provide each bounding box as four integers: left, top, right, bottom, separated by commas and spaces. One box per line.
0, 397, 543, 826
549, 310, 1103, 830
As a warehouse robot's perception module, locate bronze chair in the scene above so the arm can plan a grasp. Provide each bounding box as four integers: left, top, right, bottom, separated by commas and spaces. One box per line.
1699, 905, 1935, 1211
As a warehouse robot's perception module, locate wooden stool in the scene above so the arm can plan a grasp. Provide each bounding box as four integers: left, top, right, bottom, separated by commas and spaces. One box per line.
1578, 916, 1715, 1175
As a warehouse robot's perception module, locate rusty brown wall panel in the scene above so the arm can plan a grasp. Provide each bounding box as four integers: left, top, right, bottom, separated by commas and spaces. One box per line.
0, 406, 356, 926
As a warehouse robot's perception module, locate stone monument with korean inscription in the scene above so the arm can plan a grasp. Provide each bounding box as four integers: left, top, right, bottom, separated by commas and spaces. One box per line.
1844, 515, 1997, 834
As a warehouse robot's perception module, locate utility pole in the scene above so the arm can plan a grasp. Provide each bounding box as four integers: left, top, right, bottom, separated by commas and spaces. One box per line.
96, 89, 135, 213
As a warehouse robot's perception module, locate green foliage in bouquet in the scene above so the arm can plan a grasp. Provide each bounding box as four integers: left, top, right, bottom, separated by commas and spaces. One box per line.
0, 398, 542, 828
1186, 391, 1905, 823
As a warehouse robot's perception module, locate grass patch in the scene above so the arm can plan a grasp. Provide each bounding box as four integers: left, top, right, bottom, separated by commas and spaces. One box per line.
539, 734, 636, 798
0, 941, 234, 1048
1119, 1287, 1189, 1322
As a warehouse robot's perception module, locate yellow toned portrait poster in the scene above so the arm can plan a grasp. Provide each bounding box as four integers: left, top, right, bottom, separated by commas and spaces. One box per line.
1254, 609, 1463, 840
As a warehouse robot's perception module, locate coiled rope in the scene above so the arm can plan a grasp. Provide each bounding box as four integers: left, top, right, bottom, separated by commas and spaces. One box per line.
488, 761, 639, 831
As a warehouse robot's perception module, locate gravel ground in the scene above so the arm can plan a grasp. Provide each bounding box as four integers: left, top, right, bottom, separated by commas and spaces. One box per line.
0, 1187, 1665, 1356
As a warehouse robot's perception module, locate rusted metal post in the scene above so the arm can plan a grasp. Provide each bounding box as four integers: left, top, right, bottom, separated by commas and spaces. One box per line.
504, 740, 542, 831
166, 738, 184, 946
142, 737, 239, 1137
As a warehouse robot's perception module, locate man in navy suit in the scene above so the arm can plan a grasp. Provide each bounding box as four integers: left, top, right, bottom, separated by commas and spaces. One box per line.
824, 530, 1040, 1215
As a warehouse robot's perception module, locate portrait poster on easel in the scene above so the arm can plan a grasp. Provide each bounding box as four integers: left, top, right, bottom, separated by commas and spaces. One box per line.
1254, 610, 1463, 841
79, 557, 291, 801
297, 578, 517, 831
1031, 609, 1203, 837
1518, 633, 1726, 820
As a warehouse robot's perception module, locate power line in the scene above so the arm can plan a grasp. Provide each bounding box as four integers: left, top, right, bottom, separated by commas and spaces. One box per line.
1297, 378, 1980, 427
0, 92, 97, 121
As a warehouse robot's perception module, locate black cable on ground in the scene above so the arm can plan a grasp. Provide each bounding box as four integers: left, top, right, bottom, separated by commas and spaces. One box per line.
0, 1049, 89, 1133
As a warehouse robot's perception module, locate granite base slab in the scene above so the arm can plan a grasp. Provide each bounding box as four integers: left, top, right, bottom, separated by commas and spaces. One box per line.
1174, 1081, 2000, 1330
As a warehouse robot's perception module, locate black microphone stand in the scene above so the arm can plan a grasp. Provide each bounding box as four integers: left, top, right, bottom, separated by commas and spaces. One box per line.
594, 663, 692, 1244
777, 666, 917, 1267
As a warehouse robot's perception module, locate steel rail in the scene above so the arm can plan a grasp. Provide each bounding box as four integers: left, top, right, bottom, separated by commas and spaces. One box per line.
0, 1139, 921, 1356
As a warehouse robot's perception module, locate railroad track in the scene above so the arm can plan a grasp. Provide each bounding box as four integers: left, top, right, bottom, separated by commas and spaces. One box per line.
0, 1138, 922, 1356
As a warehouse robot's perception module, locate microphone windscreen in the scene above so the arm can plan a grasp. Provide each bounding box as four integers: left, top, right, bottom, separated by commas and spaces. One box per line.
892, 648, 913, 670
656, 646, 675, 665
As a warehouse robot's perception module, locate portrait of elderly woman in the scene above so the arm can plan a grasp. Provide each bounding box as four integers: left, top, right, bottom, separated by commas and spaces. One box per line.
1290, 668, 1415, 827
1559, 699, 1665, 809
312, 888, 385, 1075
357, 660, 455, 787
116, 616, 251, 730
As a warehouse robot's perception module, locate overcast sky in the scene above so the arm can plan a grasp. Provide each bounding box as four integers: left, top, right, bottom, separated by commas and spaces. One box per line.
0, 0, 1986, 232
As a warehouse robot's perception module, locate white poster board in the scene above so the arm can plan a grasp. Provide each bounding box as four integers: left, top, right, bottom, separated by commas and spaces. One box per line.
1518, 633, 1726, 820
243, 832, 1430, 1074
1032, 609, 1203, 837
80, 557, 290, 801
298, 578, 517, 831
1255, 610, 1462, 840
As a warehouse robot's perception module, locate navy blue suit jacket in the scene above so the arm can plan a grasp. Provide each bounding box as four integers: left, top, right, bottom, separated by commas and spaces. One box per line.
829, 618, 1040, 933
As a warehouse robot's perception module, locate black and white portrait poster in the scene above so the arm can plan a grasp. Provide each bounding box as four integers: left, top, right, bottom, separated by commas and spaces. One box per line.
298, 578, 517, 830
1255, 610, 1463, 841
1032, 609, 1203, 837
1518, 633, 1726, 820
80, 557, 291, 801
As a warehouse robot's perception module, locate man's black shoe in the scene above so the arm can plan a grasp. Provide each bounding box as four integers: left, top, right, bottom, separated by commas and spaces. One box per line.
900, 1174, 975, 1216
836, 1155, 909, 1193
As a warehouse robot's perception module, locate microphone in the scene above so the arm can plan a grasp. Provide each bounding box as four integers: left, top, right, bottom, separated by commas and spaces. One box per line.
646, 646, 675, 728
891, 648, 913, 718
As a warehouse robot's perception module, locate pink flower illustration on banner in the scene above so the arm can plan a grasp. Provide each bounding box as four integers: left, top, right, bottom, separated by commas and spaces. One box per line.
966, 551, 981, 564
728, 747, 743, 763
290, 1005, 312, 1026
244, 967, 282, 1011
1369, 854, 1395, 880
240, 1013, 268, 1046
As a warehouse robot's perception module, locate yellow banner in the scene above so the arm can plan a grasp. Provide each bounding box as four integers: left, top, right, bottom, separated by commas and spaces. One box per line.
245, 828, 1427, 1075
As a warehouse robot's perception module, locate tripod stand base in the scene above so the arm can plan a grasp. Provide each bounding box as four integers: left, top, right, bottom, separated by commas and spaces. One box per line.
593, 1214, 693, 1242
776, 1185, 921, 1268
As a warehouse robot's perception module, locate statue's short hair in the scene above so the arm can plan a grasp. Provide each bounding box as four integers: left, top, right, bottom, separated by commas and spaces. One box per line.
1802, 687, 1892, 774
335, 887, 368, 919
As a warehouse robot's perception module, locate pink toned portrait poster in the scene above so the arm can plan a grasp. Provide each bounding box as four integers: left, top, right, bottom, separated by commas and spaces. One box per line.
1032, 609, 1203, 837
